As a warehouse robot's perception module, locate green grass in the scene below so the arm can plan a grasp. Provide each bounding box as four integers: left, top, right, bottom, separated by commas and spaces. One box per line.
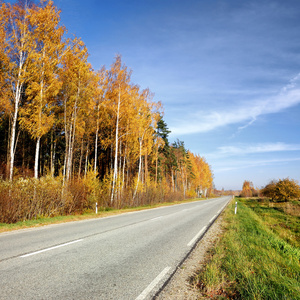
0, 197, 206, 233
242, 198, 300, 248
194, 198, 300, 299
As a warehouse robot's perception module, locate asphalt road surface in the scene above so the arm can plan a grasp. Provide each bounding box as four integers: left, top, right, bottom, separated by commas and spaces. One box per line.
0, 196, 231, 300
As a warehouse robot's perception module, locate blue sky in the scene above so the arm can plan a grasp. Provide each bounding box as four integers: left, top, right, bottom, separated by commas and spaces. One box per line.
51, 0, 300, 190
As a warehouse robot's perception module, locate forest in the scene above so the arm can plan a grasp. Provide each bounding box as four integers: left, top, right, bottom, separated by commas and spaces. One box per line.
0, 0, 213, 223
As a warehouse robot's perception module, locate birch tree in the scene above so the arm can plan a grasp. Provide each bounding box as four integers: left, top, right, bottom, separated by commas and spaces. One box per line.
3, 1, 33, 180
131, 89, 160, 198
189, 153, 213, 197
19, 0, 64, 178
93, 67, 106, 174
105, 55, 131, 203
60, 37, 92, 182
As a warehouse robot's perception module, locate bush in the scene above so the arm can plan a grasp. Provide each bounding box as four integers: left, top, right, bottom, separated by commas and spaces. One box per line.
261, 178, 300, 201
0, 176, 89, 223
0, 175, 188, 223
0, 177, 66, 223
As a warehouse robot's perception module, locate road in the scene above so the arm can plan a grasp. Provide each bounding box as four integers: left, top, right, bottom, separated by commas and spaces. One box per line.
0, 196, 231, 300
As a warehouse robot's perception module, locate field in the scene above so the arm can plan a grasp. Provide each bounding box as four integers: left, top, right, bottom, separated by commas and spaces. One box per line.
193, 197, 300, 299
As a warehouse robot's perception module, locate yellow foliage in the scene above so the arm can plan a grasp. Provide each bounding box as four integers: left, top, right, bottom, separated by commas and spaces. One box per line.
262, 178, 300, 201
189, 152, 213, 196
0, 0, 215, 212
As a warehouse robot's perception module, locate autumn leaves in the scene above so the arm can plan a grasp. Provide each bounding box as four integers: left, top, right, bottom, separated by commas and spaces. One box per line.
0, 0, 214, 209
1, 0, 65, 180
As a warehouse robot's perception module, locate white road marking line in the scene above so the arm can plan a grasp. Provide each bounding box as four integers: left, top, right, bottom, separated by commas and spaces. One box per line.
135, 267, 171, 300
150, 216, 163, 221
209, 215, 216, 223
20, 239, 83, 258
187, 226, 207, 247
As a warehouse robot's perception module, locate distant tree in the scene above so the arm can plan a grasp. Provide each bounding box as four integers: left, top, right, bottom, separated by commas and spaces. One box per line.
189, 152, 213, 198
261, 180, 277, 200
240, 180, 254, 197
262, 178, 300, 201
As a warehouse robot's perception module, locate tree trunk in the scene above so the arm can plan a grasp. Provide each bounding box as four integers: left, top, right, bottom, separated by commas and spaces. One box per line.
155, 145, 158, 187
50, 131, 56, 177
34, 69, 45, 180
6, 117, 11, 178
133, 137, 142, 200
94, 103, 100, 173
78, 137, 84, 178
66, 121, 73, 181
34, 137, 40, 179
50, 131, 54, 176
122, 144, 127, 191
9, 83, 22, 180
63, 96, 68, 184
171, 169, 174, 192
111, 86, 121, 203
84, 140, 89, 178
145, 153, 148, 187
94, 124, 99, 173
118, 139, 122, 200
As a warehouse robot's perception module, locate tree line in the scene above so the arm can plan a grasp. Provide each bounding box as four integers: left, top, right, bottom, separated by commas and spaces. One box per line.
240, 179, 300, 201
0, 0, 213, 222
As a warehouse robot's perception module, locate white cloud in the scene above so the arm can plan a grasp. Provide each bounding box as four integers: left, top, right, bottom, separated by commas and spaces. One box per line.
214, 157, 300, 173
217, 143, 300, 155
205, 142, 300, 161
170, 75, 300, 135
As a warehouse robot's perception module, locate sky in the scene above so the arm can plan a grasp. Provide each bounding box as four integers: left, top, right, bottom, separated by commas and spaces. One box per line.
43, 0, 300, 190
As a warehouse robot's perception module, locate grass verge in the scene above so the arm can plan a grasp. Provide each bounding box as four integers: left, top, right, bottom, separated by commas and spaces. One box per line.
0, 197, 205, 233
193, 198, 300, 299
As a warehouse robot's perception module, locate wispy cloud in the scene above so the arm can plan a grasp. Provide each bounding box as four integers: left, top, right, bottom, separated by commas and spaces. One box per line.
205, 142, 300, 160
170, 74, 300, 135
214, 157, 300, 173
217, 143, 300, 155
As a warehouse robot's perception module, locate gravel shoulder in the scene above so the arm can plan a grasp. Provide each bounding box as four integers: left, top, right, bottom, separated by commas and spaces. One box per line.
155, 215, 225, 299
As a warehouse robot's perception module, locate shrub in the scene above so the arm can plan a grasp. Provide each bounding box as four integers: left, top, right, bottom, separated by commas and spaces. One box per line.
261, 178, 300, 201
0, 176, 89, 223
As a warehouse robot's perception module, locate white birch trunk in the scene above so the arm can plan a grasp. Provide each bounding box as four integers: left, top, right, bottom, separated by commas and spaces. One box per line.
9, 94, 19, 180
9, 9, 28, 180
94, 104, 100, 173
122, 144, 127, 191
118, 139, 122, 200
133, 137, 142, 200
50, 131, 55, 177
78, 138, 84, 178
9, 71, 23, 180
84, 141, 89, 178
111, 86, 121, 203
34, 66, 44, 179
66, 84, 79, 181
63, 96, 68, 184
94, 125, 99, 173
34, 137, 40, 179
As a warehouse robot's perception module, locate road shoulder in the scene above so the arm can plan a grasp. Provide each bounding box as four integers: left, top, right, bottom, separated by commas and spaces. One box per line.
156, 215, 224, 299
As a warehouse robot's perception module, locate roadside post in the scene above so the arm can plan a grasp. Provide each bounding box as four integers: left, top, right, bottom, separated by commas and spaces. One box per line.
235, 201, 237, 214
96, 202, 98, 214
